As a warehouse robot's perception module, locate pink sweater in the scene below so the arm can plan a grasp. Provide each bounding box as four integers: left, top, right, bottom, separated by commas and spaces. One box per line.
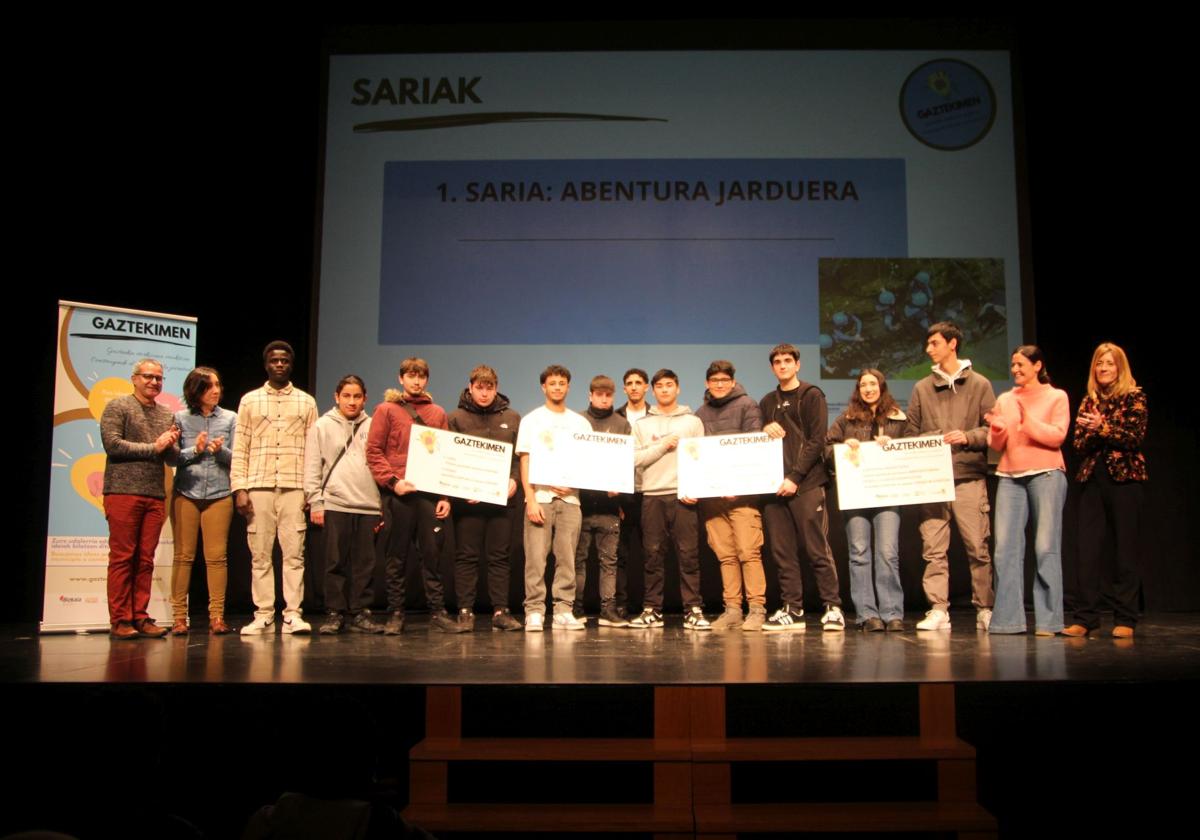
987, 383, 1069, 475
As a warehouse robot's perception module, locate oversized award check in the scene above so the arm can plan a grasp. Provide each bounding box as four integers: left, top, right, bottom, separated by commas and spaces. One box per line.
832, 434, 955, 510
405, 426, 513, 505
527, 430, 634, 493
676, 433, 783, 498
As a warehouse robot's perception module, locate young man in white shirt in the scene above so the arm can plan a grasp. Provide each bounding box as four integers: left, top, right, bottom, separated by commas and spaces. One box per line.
515, 365, 592, 631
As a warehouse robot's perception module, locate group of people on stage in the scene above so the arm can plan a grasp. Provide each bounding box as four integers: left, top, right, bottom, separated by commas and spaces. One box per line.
99, 325, 1147, 641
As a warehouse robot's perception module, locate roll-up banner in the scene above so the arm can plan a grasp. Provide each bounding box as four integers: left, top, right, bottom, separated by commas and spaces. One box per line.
43, 301, 196, 633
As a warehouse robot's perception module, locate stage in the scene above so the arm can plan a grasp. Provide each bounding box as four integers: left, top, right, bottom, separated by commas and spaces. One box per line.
5, 613, 1195, 838
8, 611, 1198, 686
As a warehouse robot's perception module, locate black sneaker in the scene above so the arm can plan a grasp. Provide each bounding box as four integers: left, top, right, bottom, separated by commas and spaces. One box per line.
431, 609, 468, 633
384, 611, 405, 635
762, 605, 806, 632
572, 601, 586, 620
598, 605, 630, 627
457, 608, 476, 632
319, 612, 344, 635
349, 610, 385, 634
628, 608, 664, 628
491, 608, 523, 631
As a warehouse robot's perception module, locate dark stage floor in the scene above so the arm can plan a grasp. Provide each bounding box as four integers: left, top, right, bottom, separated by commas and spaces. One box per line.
8, 610, 1198, 686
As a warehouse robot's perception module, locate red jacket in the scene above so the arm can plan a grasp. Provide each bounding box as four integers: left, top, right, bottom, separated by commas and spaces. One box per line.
366, 390, 448, 487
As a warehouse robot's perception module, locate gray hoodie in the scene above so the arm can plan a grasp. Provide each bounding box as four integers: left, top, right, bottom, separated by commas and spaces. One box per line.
304, 408, 381, 516
904, 359, 996, 481
633, 404, 704, 496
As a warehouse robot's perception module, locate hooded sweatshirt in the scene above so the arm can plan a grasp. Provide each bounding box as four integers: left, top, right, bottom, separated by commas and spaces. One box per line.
366, 389, 448, 488
694, 384, 763, 436
759, 380, 829, 491
580, 404, 632, 515
447, 388, 522, 484
904, 359, 996, 481
633, 404, 704, 496
304, 408, 380, 515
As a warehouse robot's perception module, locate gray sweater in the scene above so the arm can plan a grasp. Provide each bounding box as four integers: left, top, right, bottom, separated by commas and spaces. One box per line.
633, 404, 704, 496
304, 409, 381, 516
904, 361, 996, 481
100, 395, 176, 497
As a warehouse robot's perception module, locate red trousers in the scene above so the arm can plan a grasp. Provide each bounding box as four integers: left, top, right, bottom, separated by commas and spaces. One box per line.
105, 494, 165, 624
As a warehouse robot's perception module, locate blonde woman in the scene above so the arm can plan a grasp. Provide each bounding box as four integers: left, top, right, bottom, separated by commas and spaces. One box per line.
1065, 343, 1147, 639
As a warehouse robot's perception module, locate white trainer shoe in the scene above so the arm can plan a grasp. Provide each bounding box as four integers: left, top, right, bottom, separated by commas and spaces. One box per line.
525, 612, 544, 633
820, 604, 845, 632
240, 616, 275, 636
552, 612, 586, 631
976, 608, 993, 631
916, 609, 951, 631
282, 614, 311, 634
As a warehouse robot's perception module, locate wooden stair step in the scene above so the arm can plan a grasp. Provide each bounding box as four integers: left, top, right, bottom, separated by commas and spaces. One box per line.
695, 801, 997, 833
404, 802, 694, 833
691, 736, 976, 762
411, 736, 692, 762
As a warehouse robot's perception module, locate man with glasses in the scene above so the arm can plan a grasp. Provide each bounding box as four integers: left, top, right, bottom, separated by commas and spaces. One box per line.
694, 360, 768, 631
100, 358, 180, 640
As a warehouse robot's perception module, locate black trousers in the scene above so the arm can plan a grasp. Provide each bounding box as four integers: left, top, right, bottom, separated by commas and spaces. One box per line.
383, 493, 445, 612
762, 485, 842, 609
453, 503, 514, 612
322, 510, 379, 613
1074, 464, 1144, 629
640, 495, 702, 610
613, 492, 642, 609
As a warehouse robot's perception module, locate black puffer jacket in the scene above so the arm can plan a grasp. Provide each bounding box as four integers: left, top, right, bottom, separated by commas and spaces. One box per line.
694, 384, 763, 435
447, 389, 522, 484
825, 406, 908, 466
579, 405, 631, 516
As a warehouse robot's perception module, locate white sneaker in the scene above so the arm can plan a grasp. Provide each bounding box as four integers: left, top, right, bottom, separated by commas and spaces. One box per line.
282, 614, 311, 634
682, 606, 711, 631
525, 612, 544, 633
916, 609, 951, 631
240, 616, 275, 636
552, 612, 586, 631
820, 605, 845, 632
976, 608, 993, 631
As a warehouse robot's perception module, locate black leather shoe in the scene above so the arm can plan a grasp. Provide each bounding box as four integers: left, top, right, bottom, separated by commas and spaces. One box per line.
492, 609, 523, 631
431, 609, 469, 633
349, 609, 385, 634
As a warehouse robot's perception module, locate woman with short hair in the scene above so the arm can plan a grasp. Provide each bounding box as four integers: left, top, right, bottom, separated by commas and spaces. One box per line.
171, 367, 237, 634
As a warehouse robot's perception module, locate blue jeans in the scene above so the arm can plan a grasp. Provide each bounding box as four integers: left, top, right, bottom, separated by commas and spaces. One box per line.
990, 470, 1067, 634
844, 507, 903, 623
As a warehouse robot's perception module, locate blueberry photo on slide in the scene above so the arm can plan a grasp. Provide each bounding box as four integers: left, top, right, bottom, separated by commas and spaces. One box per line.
818, 258, 1008, 380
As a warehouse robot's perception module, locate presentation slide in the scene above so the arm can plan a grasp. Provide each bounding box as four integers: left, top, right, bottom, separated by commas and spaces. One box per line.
317, 51, 1020, 419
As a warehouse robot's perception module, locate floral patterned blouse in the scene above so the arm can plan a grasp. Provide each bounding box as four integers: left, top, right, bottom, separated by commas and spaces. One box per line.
1073, 389, 1148, 483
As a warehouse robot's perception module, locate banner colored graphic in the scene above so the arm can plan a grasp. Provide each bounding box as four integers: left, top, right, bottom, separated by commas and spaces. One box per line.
43, 302, 196, 632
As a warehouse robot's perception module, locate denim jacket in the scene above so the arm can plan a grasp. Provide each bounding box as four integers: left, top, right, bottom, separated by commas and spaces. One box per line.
174, 406, 237, 500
